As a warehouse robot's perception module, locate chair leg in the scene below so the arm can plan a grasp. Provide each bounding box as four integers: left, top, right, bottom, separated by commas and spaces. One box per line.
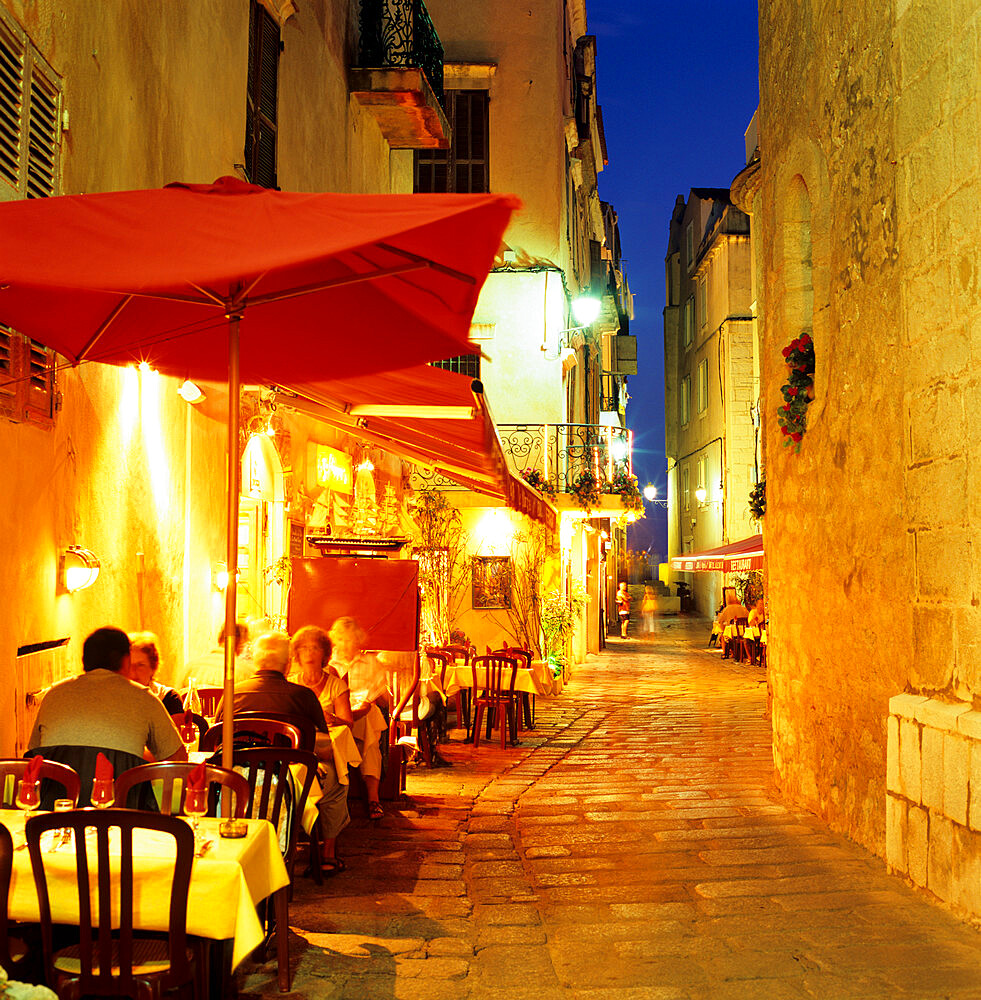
472, 705, 484, 747
274, 887, 290, 992
307, 825, 323, 885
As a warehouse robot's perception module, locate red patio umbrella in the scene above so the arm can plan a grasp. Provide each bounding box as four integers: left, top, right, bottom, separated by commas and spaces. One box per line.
0, 176, 518, 767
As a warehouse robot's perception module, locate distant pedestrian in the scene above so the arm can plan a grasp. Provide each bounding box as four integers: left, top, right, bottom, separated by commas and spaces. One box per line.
616, 582, 631, 638
641, 585, 657, 635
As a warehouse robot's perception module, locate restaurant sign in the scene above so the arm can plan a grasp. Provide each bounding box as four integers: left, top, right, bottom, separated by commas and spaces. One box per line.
316, 445, 353, 494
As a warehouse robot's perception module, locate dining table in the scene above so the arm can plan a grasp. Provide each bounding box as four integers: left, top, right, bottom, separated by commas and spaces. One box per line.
440, 660, 562, 698
0, 810, 289, 972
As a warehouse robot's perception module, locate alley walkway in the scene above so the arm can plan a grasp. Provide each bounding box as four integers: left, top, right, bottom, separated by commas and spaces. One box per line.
242, 620, 981, 999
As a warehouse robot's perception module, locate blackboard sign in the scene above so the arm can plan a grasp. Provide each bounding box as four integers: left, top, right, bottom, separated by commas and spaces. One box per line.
289, 521, 305, 559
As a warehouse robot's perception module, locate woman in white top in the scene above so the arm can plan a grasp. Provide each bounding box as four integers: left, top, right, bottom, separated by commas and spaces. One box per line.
328, 617, 390, 819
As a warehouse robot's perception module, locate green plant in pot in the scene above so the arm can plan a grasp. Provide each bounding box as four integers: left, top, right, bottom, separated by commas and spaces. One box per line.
539, 586, 586, 676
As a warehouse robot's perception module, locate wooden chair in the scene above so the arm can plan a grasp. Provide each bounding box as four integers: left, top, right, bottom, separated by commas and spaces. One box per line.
232, 747, 318, 993
497, 646, 536, 729
26, 809, 197, 1000
233, 711, 316, 751
440, 644, 472, 735
470, 654, 520, 749
423, 648, 463, 740
732, 617, 750, 662
200, 717, 306, 753
115, 762, 249, 818
0, 824, 31, 979
0, 758, 80, 809
195, 687, 224, 719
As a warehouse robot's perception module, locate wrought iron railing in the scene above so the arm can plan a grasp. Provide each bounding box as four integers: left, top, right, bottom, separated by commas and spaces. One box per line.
498, 424, 631, 493
357, 0, 445, 106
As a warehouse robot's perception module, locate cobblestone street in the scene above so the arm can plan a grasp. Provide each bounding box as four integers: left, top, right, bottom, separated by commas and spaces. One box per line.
242, 619, 981, 999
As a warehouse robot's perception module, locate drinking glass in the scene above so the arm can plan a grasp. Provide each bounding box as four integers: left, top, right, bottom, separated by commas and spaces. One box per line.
179, 721, 198, 755
184, 787, 208, 847
90, 778, 115, 810
53, 798, 73, 849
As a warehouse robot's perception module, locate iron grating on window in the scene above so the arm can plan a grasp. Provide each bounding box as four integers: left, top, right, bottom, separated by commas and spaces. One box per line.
431, 355, 481, 380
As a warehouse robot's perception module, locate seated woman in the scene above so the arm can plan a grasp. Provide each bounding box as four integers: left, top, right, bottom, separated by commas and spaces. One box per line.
291, 626, 355, 728
328, 617, 390, 820
125, 631, 183, 715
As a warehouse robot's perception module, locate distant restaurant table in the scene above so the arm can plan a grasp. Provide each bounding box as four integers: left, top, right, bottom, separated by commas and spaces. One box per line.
0, 811, 288, 971
441, 661, 562, 697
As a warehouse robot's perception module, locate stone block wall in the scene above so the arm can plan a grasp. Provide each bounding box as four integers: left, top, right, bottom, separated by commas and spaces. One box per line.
887, 694, 981, 916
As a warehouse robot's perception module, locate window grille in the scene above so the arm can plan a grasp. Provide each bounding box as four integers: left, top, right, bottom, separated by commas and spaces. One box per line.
415, 90, 488, 193
431, 354, 480, 380
0, 9, 61, 201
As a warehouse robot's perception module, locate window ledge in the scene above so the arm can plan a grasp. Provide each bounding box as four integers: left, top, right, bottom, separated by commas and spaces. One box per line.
350, 68, 451, 150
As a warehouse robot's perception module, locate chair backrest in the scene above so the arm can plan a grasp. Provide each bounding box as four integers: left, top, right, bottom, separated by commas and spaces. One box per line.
199, 716, 305, 754
734, 616, 749, 636
233, 711, 316, 751
0, 824, 23, 977
470, 654, 519, 698
170, 711, 209, 738
424, 649, 450, 686
442, 644, 470, 665
195, 687, 224, 718
0, 757, 80, 808
26, 809, 194, 996
115, 762, 249, 818
231, 747, 317, 874
493, 647, 532, 670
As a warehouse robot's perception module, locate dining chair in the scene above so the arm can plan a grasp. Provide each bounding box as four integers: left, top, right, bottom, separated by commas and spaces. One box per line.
200, 717, 306, 754
115, 761, 250, 818
732, 617, 750, 663
233, 711, 316, 751
194, 686, 224, 719
470, 654, 520, 749
26, 808, 198, 1000
232, 747, 318, 993
440, 644, 472, 734
496, 646, 536, 729
0, 824, 32, 979
0, 758, 80, 809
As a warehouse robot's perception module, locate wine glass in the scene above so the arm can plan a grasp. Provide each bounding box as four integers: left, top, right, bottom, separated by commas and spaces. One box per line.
90, 778, 115, 810
15, 778, 39, 823
179, 720, 199, 755
184, 787, 209, 849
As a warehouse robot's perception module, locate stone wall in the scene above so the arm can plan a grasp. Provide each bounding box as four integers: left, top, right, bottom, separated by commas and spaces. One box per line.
758, 0, 981, 898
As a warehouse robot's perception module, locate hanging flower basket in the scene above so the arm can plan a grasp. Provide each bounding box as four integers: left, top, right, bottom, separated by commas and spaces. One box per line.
609, 471, 644, 513
570, 470, 602, 510
748, 479, 766, 520
521, 467, 557, 499
777, 333, 815, 453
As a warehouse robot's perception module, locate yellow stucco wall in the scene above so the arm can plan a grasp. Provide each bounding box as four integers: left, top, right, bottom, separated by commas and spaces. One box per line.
0, 0, 402, 753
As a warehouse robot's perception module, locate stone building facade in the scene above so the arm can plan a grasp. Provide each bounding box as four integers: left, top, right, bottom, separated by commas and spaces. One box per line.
664, 190, 756, 617
758, 0, 981, 917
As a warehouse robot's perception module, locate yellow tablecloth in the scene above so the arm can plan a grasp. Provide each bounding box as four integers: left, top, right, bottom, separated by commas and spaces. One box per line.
443, 662, 558, 697
1, 812, 288, 971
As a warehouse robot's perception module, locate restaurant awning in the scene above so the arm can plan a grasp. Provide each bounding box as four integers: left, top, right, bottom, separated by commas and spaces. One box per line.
670, 533, 764, 573
277, 365, 557, 531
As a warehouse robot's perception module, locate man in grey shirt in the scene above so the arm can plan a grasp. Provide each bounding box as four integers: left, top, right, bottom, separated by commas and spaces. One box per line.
28, 626, 186, 806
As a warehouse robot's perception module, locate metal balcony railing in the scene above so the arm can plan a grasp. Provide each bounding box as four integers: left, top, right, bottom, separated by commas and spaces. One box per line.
357, 0, 445, 105
498, 424, 631, 493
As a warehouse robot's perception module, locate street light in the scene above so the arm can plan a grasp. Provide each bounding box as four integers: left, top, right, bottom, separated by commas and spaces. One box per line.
643, 484, 657, 502
571, 294, 601, 327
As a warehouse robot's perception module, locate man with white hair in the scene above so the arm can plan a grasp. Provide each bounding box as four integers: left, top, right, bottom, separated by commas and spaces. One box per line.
215, 631, 350, 876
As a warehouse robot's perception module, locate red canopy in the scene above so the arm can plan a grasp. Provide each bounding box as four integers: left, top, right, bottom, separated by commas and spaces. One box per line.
282, 365, 556, 530
670, 534, 764, 573
0, 176, 518, 383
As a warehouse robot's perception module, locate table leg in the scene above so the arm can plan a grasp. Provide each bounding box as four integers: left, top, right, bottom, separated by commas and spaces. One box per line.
274, 887, 290, 992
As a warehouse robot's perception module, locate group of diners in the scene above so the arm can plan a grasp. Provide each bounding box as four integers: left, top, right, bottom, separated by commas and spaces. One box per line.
27, 617, 393, 877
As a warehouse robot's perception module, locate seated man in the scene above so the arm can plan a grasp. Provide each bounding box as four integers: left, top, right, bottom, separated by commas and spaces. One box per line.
215, 631, 350, 876
28, 626, 186, 807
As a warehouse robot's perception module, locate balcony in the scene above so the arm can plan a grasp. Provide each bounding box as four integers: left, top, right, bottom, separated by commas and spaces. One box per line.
351, 0, 451, 149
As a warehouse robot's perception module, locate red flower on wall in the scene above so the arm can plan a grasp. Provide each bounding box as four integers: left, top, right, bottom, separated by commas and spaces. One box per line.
777, 332, 815, 454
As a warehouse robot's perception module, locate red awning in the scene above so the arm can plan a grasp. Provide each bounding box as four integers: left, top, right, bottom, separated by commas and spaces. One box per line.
670, 534, 764, 573
279, 365, 557, 531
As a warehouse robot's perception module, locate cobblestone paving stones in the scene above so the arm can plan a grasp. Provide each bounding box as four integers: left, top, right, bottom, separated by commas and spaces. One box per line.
239, 619, 981, 998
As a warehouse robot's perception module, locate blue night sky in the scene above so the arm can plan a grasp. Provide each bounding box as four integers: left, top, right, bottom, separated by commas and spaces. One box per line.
588, 0, 760, 559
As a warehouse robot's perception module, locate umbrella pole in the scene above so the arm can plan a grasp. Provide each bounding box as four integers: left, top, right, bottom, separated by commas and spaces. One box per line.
222, 312, 242, 773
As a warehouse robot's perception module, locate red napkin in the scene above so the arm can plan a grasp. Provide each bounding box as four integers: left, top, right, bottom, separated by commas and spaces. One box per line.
181, 710, 193, 727
186, 762, 206, 791
23, 755, 42, 783
94, 752, 113, 783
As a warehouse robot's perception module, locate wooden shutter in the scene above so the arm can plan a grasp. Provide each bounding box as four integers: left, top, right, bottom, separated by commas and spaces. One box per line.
26, 68, 58, 198
246, 0, 280, 189
0, 19, 24, 193
414, 90, 488, 194
0, 325, 16, 418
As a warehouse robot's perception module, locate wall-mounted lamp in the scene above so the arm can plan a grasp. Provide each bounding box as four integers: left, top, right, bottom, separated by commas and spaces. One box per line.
543, 295, 604, 361
643, 484, 657, 502
178, 380, 205, 404
62, 546, 100, 592
212, 562, 229, 592
695, 487, 707, 504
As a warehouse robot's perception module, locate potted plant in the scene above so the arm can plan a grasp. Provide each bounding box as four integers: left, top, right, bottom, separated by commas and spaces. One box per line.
539, 586, 586, 676
521, 467, 557, 499
570, 470, 601, 511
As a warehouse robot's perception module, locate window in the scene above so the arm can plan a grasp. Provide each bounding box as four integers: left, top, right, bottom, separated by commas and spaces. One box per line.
432, 354, 481, 379
415, 90, 489, 193
697, 359, 708, 414
682, 466, 690, 511
245, 0, 280, 189
0, 10, 61, 201
0, 325, 57, 426
684, 296, 695, 347
680, 374, 691, 425
685, 222, 694, 270
698, 278, 707, 329
697, 455, 706, 492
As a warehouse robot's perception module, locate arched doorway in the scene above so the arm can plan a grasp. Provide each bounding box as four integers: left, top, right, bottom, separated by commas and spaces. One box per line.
239, 434, 287, 627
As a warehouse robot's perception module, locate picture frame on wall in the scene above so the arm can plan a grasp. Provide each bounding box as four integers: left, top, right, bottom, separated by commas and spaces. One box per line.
472, 556, 512, 609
